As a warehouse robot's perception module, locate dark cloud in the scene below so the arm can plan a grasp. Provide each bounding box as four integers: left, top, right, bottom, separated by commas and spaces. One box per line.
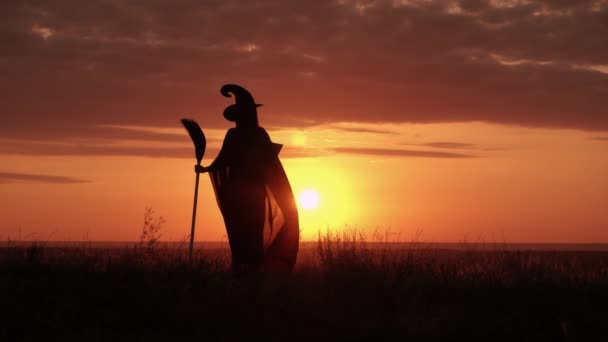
403, 141, 502, 151
419, 142, 477, 149
0, 172, 89, 184
0, 142, 206, 159
0, 140, 322, 159
329, 125, 400, 135
1, 0, 607, 145
81, 126, 213, 143
590, 136, 608, 141
332, 147, 477, 158
0, 125, 203, 143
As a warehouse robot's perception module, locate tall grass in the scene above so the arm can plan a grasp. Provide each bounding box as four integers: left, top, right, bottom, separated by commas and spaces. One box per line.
2, 230, 608, 340
315, 228, 608, 286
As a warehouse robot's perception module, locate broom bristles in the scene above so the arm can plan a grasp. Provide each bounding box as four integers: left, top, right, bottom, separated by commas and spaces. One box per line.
181, 118, 206, 164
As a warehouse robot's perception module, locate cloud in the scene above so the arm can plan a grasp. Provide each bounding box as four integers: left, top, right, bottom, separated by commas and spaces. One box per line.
0, 172, 90, 184
329, 125, 400, 135
332, 147, 477, 158
1, 0, 608, 145
402, 141, 503, 151
590, 136, 608, 141
280, 146, 327, 158
0, 140, 202, 159
418, 142, 477, 149
0, 140, 323, 159
84, 126, 198, 143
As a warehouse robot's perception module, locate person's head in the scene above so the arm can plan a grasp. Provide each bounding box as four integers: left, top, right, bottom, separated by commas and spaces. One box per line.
220, 84, 262, 128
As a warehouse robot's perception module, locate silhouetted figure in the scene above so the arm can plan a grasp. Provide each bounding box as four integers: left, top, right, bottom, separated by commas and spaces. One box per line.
196, 84, 299, 274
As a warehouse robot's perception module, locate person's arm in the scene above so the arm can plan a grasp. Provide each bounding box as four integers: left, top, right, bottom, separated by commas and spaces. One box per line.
197, 128, 236, 174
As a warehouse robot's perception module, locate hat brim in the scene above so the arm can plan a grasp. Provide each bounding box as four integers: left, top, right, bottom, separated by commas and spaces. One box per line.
223, 104, 263, 122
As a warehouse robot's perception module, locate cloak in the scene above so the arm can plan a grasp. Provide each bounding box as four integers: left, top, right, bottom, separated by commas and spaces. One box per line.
208, 126, 299, 272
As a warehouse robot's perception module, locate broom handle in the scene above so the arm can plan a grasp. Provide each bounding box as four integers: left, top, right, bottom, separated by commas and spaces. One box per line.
189, 169, 201, 264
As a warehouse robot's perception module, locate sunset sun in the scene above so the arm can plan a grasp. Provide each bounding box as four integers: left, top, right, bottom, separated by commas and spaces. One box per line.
298, 189, 320, 210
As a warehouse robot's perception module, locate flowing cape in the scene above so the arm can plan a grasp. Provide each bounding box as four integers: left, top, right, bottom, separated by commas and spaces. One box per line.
209, 135, 299, 271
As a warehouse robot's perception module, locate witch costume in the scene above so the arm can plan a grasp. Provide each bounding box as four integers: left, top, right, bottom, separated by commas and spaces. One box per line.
205, 84, 299, 273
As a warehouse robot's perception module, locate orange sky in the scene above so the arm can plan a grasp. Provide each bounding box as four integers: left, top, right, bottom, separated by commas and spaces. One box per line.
2, 122, 608, 243
1, 0, 608, 243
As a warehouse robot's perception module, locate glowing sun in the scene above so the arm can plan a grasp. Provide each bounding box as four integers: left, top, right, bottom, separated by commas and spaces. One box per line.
298, 189, 320, 210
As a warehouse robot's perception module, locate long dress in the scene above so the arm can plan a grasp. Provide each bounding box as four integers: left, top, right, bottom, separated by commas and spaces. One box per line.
208, 126, 299, 272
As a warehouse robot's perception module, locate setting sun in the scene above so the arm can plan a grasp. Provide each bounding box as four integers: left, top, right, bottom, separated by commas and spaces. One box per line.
298, 189, 320, 210
2, 1, 608, 339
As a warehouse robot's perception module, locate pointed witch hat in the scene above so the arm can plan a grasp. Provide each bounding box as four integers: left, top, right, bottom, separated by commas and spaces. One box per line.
220, 84, 263, 122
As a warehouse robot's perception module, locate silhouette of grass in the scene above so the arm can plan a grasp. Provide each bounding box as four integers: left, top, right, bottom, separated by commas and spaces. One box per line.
2, 233, 608, 340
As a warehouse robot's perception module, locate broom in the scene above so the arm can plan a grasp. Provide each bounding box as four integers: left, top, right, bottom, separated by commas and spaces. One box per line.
181, 118, 206, 264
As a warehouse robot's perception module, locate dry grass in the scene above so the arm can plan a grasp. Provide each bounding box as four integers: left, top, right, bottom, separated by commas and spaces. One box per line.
2, 232, 608, 341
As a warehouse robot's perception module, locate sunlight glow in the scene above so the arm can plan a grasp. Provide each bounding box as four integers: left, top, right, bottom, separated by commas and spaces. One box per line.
298, 189, 320, 210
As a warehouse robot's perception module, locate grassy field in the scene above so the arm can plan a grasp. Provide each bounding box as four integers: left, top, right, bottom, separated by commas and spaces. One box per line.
2, 235, 608, 341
